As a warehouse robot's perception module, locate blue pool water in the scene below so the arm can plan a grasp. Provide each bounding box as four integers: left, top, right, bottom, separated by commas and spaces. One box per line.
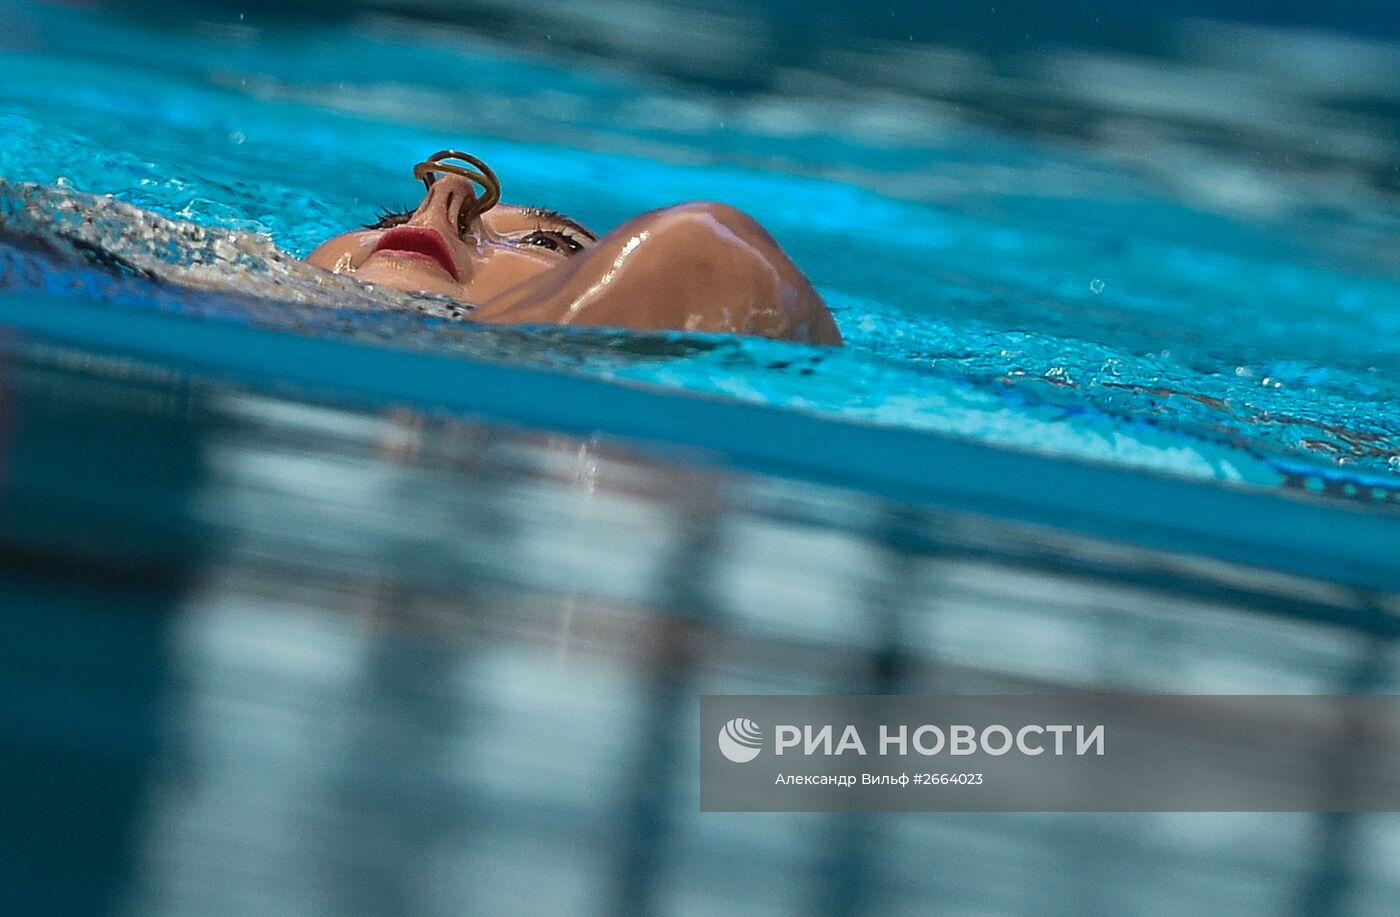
3, 3, 1400, 916
2, 0, 1399, 499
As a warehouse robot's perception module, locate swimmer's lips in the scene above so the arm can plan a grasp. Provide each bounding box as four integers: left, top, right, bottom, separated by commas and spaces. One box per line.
371, 227, 460, 281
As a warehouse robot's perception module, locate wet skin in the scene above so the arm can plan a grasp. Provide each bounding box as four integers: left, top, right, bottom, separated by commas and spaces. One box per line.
304, 174, 842, 345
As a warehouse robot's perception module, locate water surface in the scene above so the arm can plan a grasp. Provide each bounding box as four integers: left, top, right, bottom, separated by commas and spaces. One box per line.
2, 0, 1398, 501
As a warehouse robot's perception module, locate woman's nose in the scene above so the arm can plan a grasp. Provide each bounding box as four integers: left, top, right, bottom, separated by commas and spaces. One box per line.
410, 174, 480, 236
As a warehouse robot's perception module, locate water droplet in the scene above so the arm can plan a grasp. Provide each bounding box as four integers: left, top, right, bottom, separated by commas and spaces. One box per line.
1089, 278, 1105, 294
229, 131, 246, 145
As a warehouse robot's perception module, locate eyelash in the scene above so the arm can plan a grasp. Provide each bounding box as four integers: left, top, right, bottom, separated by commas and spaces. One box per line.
365, 208, 412, 230
365, 207, 472, 235
366, 209, 583, 254
520, 229, 583, 254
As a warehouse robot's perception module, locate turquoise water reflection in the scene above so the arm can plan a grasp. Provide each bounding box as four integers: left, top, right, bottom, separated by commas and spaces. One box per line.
2, 329, 1399, 916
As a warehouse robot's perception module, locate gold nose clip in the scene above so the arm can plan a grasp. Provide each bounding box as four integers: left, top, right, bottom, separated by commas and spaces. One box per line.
411, 150, 502, 221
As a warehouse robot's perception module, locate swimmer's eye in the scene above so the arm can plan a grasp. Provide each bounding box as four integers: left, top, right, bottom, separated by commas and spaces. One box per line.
365, 208, 412, 230
518, 229, 583, 255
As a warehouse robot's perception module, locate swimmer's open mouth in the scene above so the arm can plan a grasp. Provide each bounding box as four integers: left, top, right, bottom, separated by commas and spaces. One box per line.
372, 227, 460, 280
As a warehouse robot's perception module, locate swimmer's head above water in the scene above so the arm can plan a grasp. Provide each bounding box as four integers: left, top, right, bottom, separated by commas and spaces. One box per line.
305, 151, 841, 345
308, 152, 594, 304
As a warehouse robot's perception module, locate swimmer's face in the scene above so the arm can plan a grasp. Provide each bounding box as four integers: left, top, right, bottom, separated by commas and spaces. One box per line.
305, 173, 596, 303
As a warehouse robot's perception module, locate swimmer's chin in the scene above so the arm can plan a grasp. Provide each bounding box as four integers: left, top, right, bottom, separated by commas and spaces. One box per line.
349, 256, 466, 299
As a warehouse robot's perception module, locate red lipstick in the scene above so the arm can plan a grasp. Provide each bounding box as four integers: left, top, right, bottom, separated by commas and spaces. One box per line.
372, 227, 460, 280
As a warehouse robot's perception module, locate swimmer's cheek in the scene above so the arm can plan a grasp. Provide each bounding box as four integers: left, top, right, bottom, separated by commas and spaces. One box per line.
653, 202, 841, 345
476, 202, 840, 345
304, 231, 378, 274
581, 203, 839, 344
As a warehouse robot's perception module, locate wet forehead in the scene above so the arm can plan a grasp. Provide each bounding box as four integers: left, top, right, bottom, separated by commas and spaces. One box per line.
487, 204, 597, 241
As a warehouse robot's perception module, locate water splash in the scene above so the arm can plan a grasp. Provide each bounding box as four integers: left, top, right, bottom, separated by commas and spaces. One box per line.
0, 180, 472, 320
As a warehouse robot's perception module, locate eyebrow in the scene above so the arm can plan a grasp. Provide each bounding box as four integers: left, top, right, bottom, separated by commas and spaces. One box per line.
520, 206, 598, 242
